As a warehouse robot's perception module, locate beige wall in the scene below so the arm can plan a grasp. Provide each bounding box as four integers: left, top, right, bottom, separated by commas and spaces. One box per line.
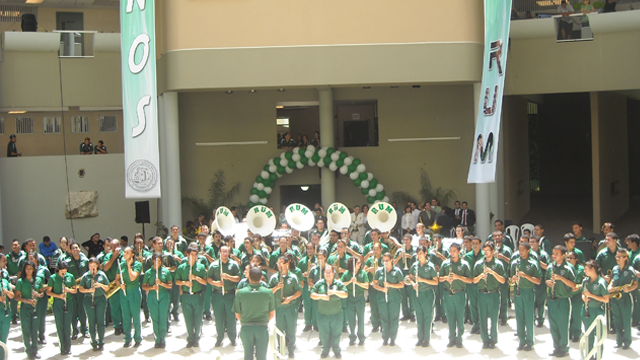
0, 154, 157, 246
178, 85, 476, 222
506, 30, 640, 96
37, 7, 120, 32
502, 96, 530, 224
0, 108, 124, 156
591, 92, 629, 232
158, 0, 483, 51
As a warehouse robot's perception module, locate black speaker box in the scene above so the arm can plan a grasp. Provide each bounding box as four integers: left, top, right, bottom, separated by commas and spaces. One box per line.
135, 201, 151, 224
21, 14, 37, 32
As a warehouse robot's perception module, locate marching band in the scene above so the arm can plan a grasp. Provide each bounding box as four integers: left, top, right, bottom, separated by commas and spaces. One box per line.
1, 203, 639, 360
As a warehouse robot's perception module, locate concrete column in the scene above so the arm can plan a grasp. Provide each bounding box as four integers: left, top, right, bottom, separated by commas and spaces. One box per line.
318, 87, 335, 207
0, 173, 3, 245
489, 118, 505, 223
473, 82, 491, 239
162, 91, 183, 229
157, 94, 166, 225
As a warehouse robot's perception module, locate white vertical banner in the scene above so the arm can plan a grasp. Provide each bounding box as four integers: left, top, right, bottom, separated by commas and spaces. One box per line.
467, 0, 512, 184
120, 0, 161, 198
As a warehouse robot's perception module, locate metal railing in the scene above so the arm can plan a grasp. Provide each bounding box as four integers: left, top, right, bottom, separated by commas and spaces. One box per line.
579, 314, 606, 360
514, 0, 639, 14
0, 339, 8, 360
269, 325, 288, 360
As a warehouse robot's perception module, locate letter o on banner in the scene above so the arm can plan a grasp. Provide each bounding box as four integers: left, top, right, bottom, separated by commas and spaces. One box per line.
128, 34, 150, 74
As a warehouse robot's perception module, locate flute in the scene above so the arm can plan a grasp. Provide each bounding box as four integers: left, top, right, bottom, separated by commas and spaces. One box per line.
583, 278, 590, 318
352, 272, 356, 298
188, 261, 193, 295
221, 260, 225, 296
414, 264, 420, 298
118, 252, 127, 296
384, 266, 388, 303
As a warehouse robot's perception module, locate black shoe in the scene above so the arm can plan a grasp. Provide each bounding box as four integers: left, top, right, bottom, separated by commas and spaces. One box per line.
371, 327, 379, 333
549, 350, 558, 357
555, 350, 569, 357
447, 341, 456, 348
456, 340, 463, 348
524, 344, 532, 352
434, 316, 441, 322
38, 339, 46, 345
471, 328, 481, 335
400, 315, 410, 321
204, 314, 212, 321
161, 343, 166, 349
389, 339, 395, 346
622, 344, 630, 350
230, 341, 237, 346
349, 340, 356, 346
571, 337, 580, 343
71, 334, 78, 340
289, 353, 295, 359
134, 342, 141, 348
343, 326, 348, 333
410, 315, 416, 322
167, 327, 172, 334
614, 343, 621, 349
115, 329, 123, 335
488, 341, 496, 349
186, 342, 193, 348
514, 332, 519, 336
609, 328, 617, 334
536, 320, 544, 328
173, 313, 180, 322
98, 344, 104, 351
383, 340, 388, 346
422, 341, 430, 348
144, 317, 150, 323
317, 340, 322, 347
93, 344, 100, 351
464, 319, 472, 325
516, 345, 524, 351
320, 354, 328, 359
215, 340, 223, 347
500, 320, 507, 326
192, 341, 199, 348
303, 325, 312, 332
313, 326, 319, 332
482, 342, 490, 349
358, 340, 365, 346
11, 319, 17, 325
415, 340, 423, 346
124, 342, 131, 348
335, 354, 342, 359
442, 317, 448, 324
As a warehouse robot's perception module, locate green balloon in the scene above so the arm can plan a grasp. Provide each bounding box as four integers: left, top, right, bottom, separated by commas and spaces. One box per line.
339, 152, 348, 159
300, 157, 309, 165
273, 158, 281, 165
298, 148, 306, 156
263, 180, 272, 188
277, 166, 285, 174
348, 164, 357, 173
376, 192, 384, 201
312, 154, 320, 162
379, 190, 386, 198
247, 202, 255, 208
288, 160, 296, 169
323, 156, 331, 165
354, 179, 362, 187
263, 165, 270, 172
265, 193, 271, 199
361, 188, 369, 195
258, 190, 266, 198
336, 159, 344, 168
285, 151, 293, 160
269, 173, 277, 182
367, 196, 376, 204
250, 188, 259, 195
369, 178, 378, 188
326, 147, 335, 156
353, 158, 361, 166
256, 176, 264, 184
359, 172, 368, 180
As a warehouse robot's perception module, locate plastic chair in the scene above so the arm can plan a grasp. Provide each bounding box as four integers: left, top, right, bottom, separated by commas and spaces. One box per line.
505, 225, 520, 241
521, 223, 535, 236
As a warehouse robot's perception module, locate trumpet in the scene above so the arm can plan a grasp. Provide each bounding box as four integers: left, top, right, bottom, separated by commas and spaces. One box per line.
609, 279, 635, 300
402, 248, 409, 271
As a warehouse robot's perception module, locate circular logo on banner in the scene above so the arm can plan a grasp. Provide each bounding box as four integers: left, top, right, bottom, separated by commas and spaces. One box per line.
127, 159, 158, 192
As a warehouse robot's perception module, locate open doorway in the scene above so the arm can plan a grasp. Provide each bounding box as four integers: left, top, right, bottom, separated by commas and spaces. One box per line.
276, 102, 320, 149
280, 185, 321, 210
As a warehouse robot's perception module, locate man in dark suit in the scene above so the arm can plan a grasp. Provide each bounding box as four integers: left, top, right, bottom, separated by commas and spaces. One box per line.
418, 203, 437, 228
452, 201, 462, 227
460, 202, 476, 234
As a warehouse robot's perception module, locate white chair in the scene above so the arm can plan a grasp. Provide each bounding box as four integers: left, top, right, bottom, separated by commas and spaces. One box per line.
450, 227, 456, 238
505, 225, 520, 241
521, 223, 535, 236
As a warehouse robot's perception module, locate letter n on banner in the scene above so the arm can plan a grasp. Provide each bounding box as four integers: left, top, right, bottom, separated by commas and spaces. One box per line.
121, 0, 162, 198
467, 0, 512, 184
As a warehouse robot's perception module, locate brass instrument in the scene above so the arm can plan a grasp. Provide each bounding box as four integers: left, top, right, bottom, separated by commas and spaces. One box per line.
105, 280, 121, 299
75, 278, 82, 285
403, 275, 413, 286
402, 248, 409, 271
609, 278, 635, 300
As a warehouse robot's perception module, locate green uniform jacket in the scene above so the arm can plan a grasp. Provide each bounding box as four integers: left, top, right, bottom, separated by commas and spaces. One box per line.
208, 259, 241, 292
0, 279, 11, 313
374, 266, 404, 298
439, 258, 472, 292
269, 248, 295, 269
583, 276, 609, 311
545, 261, 576, 298
7, 251, 25, 276
340, 270, 368, 298
410, 260, 438, 291
268, 272, 302, 308
596, 247, 619, 275
79, 271, 109, 298
16, 277, 42, 300
311, 279, 347, 315
363, 242, 390, 257
164, 235, 190, 255
394, 246, 415, 275
102, 252, 123, 282
427, 246, 449, 272
611, 265, 638, 289
571, 264, 585, 296
233, 283, 276, 324
327, 253, 350, 273
365, 256, 383, 282
473, 257, 506, 291
119, 260, 143, 288
142, 267, 172, 298
66, 254, 89, 280
48, 273, 76, 300
509, 257, 542, 290
297, 255, 317, 291
175, 261, 207, 293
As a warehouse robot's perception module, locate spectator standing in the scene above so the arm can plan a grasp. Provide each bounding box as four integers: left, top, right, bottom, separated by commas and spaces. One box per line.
459, 202, 476, 234
557, 1, 575, 40
310, 131, 320, 147
94, 140, 108, 154
401, 205, 417, 235
604, 0, 616, 13
39, 236, 58, 270
6, 134, 21, 157
82, 233, 103, 258
80, 137, 93, 155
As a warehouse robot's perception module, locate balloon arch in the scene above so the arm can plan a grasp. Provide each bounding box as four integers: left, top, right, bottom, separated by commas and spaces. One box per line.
247, 145, 389, 208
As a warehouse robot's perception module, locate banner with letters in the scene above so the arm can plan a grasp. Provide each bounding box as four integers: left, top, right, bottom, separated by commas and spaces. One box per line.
467, 0, 512, 184
120, 0, 161, 198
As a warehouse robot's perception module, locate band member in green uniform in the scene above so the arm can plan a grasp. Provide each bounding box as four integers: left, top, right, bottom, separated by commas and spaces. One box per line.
26, 252, 50, 345
308, 249, 329, 332
298, 242, 317, 332
237, 255, 268, 290
493, 232, 512, 326
510, 242, 542, 351
545, 245, 577, 358
269, 255, 302, 357
530, 236, 549, 327
164, 237, 184, 322
102, 239, 124, 334
429, 234, 448, 323
373, 252, 404, 346
194, 232, 215, 321
464, 237, 484, 334
165, 225, 190, 255
564, 234, 586, 264
311, 265, 348, 359
626, 234, 640, 328
394, 234, 415, 321
362, 229, 390, 257
7, 239, 25, 324
119, 246, 143, 347
566, 251, 585, 342
439, 243, 472, 348
175, 243, 208, 348
473, 241, 506, 349
133, 235, 151, 323
0, 254, 14, 360
66, 241, 88, 339
609, 248, 638, 349
409, 245, 438, 347
46, 261, 77, 355
233, 266, 276, 360
327, 239, 351, 332
364, 243, 383, 332
142, 252, 173, 348
79, 258, 110, 351
341, 256, 369, 346
15, 261, 43, 360
582, 260, 609, 358
208, 245, 241, 347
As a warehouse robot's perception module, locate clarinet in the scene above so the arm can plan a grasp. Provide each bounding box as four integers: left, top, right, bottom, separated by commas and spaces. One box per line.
91, 273, 96, 308
414, 263, 420, 298
30, 278, 38, 318
448, 262, 454, 296
550, 264, 556, 301
516, 259, 522, 297
383, 266, 389, 303
483, 263, 489, 292
188, 261, 193, 295
221, 260, 225, 296
352, 271, 356, 298
583, 278, 590, 318
63, 278, 68, 313
156, 265, 160, 301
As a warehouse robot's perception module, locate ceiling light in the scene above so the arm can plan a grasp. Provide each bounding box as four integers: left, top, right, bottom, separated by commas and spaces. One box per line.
363, 86, 371, 90
8, 111, 26, 114
249, 89, 257, 93
276, 105, 284, 109
390, 86, 399, 89
225, 90, 233, 94
300, 186, 309, 192
278, 88, 286, 92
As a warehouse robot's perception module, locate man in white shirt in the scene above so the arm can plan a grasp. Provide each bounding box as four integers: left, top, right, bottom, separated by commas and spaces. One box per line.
557, 0, 575, 40
411, 202, 421, 223
350, 206, 365, 244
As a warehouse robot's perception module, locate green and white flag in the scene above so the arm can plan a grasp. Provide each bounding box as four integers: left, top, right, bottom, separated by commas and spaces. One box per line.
468, 0, 512, 184
120, 0, 161, 198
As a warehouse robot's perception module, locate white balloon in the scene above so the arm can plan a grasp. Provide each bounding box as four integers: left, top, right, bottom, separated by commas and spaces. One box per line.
259, 198, 268, 205
357, 164, 366, 173
368, 189, 377, 197
296, 162, 304, 169
307, 145, 315, 152
349, 171, 359, 180
292, 154, 301, 162
280, 154, 288, 163
305, 150, 314, 158
286, 167, 294, 174
367, 172, 374, 181
264, 187, 272, 194
375, 184, 384, 192
344, 156, 353, 166
277, 172, 283, 178
318, 161, 325, 168
253, 182, 259, 189
261, 171, 269, 179
268, 159, 274, 166
249, 195, 259, 203
256, 183, 265, 191
374, 200, 381, 204
339, 166, 348, 175
383, 196, 389, 202
318, 147, 328, 158
329, 163, 338, 172
269, 165, 277, 173
308, 160, 316, 167
330, 152, 340, 161
293, 147, 300, 153
361, 180, 369, 189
